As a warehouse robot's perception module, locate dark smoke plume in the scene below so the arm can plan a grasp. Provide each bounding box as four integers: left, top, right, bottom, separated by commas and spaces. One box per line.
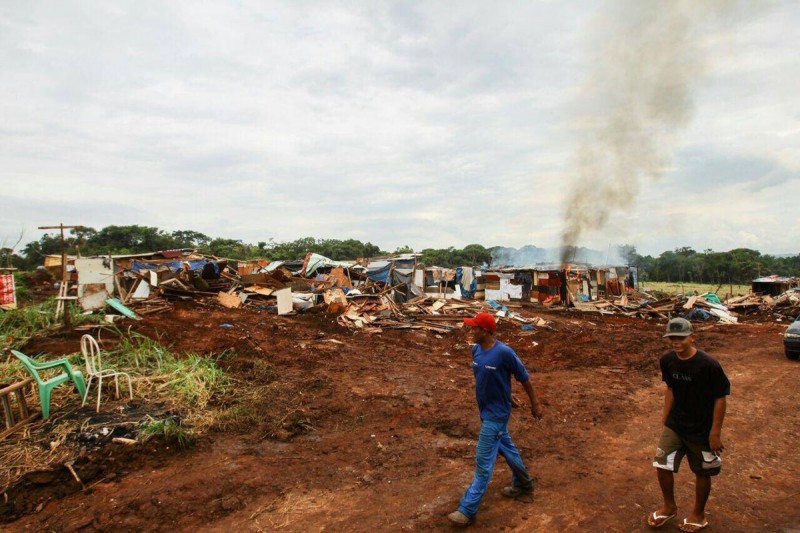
560, 0, 744, 263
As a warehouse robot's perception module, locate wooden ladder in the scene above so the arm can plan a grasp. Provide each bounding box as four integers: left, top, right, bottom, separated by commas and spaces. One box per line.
55, 281, 79, 320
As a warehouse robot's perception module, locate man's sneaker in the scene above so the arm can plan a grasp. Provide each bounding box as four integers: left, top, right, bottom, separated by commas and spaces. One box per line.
447, 510, 473, 526
500, 485, 534, 498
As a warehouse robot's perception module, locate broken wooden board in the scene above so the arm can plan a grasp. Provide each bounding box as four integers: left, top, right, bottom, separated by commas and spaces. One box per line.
431, 300, 447, 311
217, 291, 242, 309
244, 285, 274, 296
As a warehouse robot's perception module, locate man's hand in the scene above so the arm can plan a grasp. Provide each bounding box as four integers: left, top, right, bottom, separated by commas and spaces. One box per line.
530, 403, 543, 419
709, 432, 724, 454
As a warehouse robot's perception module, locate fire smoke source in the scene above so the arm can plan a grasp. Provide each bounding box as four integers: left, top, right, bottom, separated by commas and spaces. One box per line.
560, 0, 741, 263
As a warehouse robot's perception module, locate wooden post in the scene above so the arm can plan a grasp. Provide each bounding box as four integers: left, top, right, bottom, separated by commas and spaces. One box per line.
38, 224, 82, 329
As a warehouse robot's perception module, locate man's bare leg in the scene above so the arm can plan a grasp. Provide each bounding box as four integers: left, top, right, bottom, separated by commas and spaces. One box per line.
649, 469, 678, 526
679, 474, 711, 532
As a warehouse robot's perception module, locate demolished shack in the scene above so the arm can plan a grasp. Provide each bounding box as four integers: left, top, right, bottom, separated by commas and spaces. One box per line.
481, 263, 638, 306
751, 275, 799, 297
71, 249, 225, 313
59, 250, 548, 333
363, 254, 423, 303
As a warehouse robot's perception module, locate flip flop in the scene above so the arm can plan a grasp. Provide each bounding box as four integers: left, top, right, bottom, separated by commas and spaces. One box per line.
678, 518, 709, 532
647, 510, 676, 528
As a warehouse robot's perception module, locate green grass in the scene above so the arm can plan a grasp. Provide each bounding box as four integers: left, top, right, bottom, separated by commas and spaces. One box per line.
1, 310, 233, 444
639, 281, 751, 299
102, 336, 230, 410
138, 416, 193, 449
0, 299, 105, 352
98, 335, 230, 409
12, 272, 31, 303
113, 331, 171, 369
0, 299, 60, 351
212, 402, 262, 432
159, 353, 230, 408
107, 338, 232, 435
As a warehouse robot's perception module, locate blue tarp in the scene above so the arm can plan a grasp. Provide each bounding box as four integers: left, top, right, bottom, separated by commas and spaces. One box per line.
366, 261, 392, 283
456, 267, 477, 298
683, 308, 711, 321
365, 258, 416, 283
486, 300, 509, 313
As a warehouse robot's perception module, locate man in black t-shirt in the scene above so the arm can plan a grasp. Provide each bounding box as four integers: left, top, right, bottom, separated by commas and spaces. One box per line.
647, 318, 730, 532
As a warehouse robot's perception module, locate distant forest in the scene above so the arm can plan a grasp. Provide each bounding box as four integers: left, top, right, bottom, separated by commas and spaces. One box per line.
2, 225, 799, 284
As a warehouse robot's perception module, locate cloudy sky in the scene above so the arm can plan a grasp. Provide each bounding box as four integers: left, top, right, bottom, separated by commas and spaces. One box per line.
1, 1, 798, 257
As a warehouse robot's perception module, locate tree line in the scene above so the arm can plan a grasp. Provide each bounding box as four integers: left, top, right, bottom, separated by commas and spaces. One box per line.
2, 225, 797, 283
626, 246, 800, 285
2, 224, 493, 270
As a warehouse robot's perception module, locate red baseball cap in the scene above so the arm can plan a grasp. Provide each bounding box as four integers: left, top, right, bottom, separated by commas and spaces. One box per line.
463, 312, 496, 333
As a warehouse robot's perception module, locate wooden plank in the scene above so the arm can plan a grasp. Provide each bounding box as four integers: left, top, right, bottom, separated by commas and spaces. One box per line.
1, 395, 12, 430
217, 291, 242, 309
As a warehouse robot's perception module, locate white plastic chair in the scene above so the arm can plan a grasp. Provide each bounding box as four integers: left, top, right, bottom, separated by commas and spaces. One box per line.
80, 334, 133, 412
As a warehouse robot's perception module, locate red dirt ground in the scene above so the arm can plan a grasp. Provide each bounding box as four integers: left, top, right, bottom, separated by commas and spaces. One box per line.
4, 302, 800, 532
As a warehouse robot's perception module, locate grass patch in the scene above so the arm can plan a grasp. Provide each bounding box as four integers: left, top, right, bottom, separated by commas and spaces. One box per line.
0, 299, 59, 351
102, 337, 233, 434
158, 353, 229, 408
640, 281, 751, 299
113, 331, 172, 369
212, 400, 263, 432
0, 299, 105, 352
12, 272, 31, 303
138, 416, 193, 449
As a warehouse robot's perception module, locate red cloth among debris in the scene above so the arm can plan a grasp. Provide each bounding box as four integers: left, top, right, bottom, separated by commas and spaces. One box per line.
0, 274, 15, 306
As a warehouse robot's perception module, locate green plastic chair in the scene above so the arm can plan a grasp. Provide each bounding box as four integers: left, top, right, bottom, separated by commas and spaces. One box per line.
10, 350, 87, 419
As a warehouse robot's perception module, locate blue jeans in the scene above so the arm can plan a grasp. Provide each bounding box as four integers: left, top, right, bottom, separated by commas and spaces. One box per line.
457, 419, 533, 518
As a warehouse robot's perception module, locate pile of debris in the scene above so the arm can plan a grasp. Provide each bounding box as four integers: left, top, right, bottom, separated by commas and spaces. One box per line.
725, 288, 800, 321
572, 291, 739, 323
335, 295, 548, 333
102, 251, 550, 333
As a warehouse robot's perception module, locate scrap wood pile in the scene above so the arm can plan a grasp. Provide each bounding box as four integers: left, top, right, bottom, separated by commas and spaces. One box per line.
573, 291, 739, 323
337, 295, 481, 333
336, 295, 549, 334
724, 288, 800, 320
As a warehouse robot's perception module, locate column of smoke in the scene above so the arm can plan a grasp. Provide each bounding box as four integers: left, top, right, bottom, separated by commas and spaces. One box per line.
560, 0, 741, 264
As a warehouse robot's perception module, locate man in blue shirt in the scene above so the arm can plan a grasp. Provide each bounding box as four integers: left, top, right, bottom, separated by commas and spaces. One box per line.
448, 312, 543, 527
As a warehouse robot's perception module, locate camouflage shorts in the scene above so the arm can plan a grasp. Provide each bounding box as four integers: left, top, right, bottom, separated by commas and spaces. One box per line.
653, 426, 721, 476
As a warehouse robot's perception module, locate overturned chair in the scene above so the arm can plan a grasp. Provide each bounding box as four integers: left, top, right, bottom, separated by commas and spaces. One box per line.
80, 334, 133, 412
10, 350, 87, 419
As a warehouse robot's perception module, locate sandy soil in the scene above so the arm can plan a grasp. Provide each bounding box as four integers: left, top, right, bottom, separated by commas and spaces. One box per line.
4, 302, 799, 532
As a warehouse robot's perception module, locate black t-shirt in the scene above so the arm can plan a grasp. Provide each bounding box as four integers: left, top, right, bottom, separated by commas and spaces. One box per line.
660, 350, 730, 444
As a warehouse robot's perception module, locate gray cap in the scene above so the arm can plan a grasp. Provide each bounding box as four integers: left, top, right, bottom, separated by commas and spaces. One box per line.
664, 317, 693, 337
